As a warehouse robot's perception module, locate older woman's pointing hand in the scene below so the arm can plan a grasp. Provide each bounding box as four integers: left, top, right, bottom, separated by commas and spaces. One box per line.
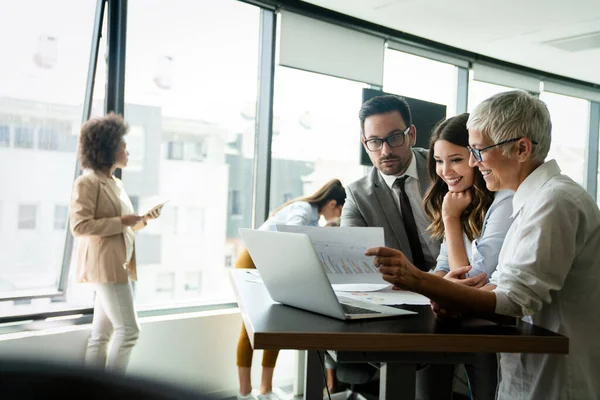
365, 246, 424, 291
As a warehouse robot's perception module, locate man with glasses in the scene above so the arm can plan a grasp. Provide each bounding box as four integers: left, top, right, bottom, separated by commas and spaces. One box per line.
341, 94, 440, 271
368, 90, 600, 399
338, 95, 448, 400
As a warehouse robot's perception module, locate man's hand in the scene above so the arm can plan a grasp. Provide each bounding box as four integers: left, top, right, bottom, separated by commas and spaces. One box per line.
444, 266, 487, 288
365, 247, 423, 291
442, 191, 471, 220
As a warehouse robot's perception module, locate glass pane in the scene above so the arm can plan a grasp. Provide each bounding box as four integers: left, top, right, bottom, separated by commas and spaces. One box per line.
468, 79, 514, 112
540, 92, 589, 187
0, 0, 97, 312
383, 49, 458, 117
123, 0, 260, 308
269, 67, 366, 220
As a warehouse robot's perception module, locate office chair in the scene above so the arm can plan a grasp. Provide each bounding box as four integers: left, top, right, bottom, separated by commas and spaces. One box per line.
334, 363, 378, 400
0, 357, 215, 400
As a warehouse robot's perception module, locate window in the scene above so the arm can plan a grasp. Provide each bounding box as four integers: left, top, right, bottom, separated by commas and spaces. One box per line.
38, 127, 59, 150
0, 0, 97, 313
383, 48, 458, 117
468, 79, 514, 112
540, 92, 589, 187
14, 126, 34, 148
0, 125, 9, 146
123, 0, 260, 308
53, 205, 67, 230
231, 190, 242, 216
270, 67, 366, 218
184, 271, 202, 292
156, 272, 175, 294
167, 141, 184, 160
189, 139, 207, 161
38, 123, 76, 152
18, 204, 37, 230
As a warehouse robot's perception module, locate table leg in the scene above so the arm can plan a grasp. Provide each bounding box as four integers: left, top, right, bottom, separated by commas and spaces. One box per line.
379, 362, 416, 400
304, 350, 323, 400
294, 350, 306, 396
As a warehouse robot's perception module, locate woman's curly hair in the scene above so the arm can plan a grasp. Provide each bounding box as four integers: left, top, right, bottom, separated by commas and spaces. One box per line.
78, 112, 129, 171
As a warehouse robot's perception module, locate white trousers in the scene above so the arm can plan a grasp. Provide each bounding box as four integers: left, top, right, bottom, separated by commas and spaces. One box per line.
85, 282, 140, 373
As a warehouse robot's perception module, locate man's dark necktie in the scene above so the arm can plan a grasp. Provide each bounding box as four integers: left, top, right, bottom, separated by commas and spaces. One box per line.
393, 176, 427, 271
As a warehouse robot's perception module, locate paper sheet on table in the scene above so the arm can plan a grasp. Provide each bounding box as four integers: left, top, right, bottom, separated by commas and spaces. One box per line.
336, 288, 430, 305
332, 283, 391, 292
242, 270, 263, 284
276, 225, 386, 285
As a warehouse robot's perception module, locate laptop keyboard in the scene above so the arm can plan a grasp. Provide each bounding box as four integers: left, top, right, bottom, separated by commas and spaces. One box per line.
341, 303, 381, 315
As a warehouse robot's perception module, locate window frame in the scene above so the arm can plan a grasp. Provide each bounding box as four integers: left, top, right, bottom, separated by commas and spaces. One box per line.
4, 0, 599, 319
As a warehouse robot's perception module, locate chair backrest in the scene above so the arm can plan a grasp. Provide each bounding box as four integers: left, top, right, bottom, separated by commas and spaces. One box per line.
336, 363, 375, 385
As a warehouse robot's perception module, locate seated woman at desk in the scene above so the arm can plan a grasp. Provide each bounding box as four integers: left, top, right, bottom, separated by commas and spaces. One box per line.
422, 113, 514, 399
235, 179, 346, 400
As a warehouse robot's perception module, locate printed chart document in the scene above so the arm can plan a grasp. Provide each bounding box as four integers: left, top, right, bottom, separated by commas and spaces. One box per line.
276, 225, 389, 287
337, 289, 430, 306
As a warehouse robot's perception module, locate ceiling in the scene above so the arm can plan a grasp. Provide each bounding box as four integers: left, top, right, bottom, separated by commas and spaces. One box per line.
301, 0, 600, 86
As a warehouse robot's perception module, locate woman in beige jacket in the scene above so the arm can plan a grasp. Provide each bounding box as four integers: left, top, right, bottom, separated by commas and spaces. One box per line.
70, 113, 160, 373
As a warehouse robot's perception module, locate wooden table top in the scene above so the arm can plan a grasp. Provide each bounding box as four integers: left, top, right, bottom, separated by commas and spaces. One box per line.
231, 270, 569, 354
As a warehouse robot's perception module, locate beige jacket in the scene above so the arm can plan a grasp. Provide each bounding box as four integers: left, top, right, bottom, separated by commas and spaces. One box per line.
70, 171, 142, 283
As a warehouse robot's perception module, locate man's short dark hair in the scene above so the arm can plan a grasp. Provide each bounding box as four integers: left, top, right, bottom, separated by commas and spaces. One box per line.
358, 95, 412, 134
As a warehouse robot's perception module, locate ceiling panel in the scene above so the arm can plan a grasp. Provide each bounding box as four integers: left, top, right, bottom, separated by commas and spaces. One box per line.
302, 0, 600, 85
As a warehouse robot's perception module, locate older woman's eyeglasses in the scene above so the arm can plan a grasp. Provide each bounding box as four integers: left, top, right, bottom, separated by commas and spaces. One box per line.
363, 126, 410, 152
467, 137, 537, 162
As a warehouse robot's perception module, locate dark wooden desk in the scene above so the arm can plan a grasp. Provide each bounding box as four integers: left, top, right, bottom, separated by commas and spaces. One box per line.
230, 270, 568, 399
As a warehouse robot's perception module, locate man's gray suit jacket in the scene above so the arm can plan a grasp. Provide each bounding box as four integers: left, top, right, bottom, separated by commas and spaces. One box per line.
341, 148, 440, 270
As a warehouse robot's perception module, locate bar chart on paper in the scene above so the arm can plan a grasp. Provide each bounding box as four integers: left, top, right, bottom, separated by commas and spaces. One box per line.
274, 225, 386, 284
315, 243, 379, 275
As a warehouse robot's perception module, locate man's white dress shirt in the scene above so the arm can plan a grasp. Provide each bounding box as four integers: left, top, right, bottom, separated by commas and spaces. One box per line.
379, 153, 438, 269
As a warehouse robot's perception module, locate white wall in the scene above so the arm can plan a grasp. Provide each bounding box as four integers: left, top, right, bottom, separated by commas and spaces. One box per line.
0, 309, 298, 399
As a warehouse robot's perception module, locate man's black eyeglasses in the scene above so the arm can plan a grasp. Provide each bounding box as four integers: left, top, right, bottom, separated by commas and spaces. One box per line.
363, 126, 410, 152
467, 137, 537, 162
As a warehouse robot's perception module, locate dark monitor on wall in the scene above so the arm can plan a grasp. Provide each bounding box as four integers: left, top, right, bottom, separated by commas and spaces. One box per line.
360, 88, 447, 166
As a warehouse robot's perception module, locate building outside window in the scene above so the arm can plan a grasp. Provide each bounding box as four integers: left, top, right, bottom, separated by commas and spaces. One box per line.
14, 126, 34, 148
0, 125, 10, 146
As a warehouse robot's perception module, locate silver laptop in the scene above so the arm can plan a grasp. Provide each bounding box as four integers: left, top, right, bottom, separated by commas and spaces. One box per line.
239, 229, 416, 320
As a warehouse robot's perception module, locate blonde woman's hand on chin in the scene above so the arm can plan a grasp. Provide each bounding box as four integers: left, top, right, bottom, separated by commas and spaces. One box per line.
442, 191, 471, 220
365, 247, 423, 291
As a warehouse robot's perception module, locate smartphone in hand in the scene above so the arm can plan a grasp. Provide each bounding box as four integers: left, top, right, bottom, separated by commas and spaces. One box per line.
144, 200, 169, 219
